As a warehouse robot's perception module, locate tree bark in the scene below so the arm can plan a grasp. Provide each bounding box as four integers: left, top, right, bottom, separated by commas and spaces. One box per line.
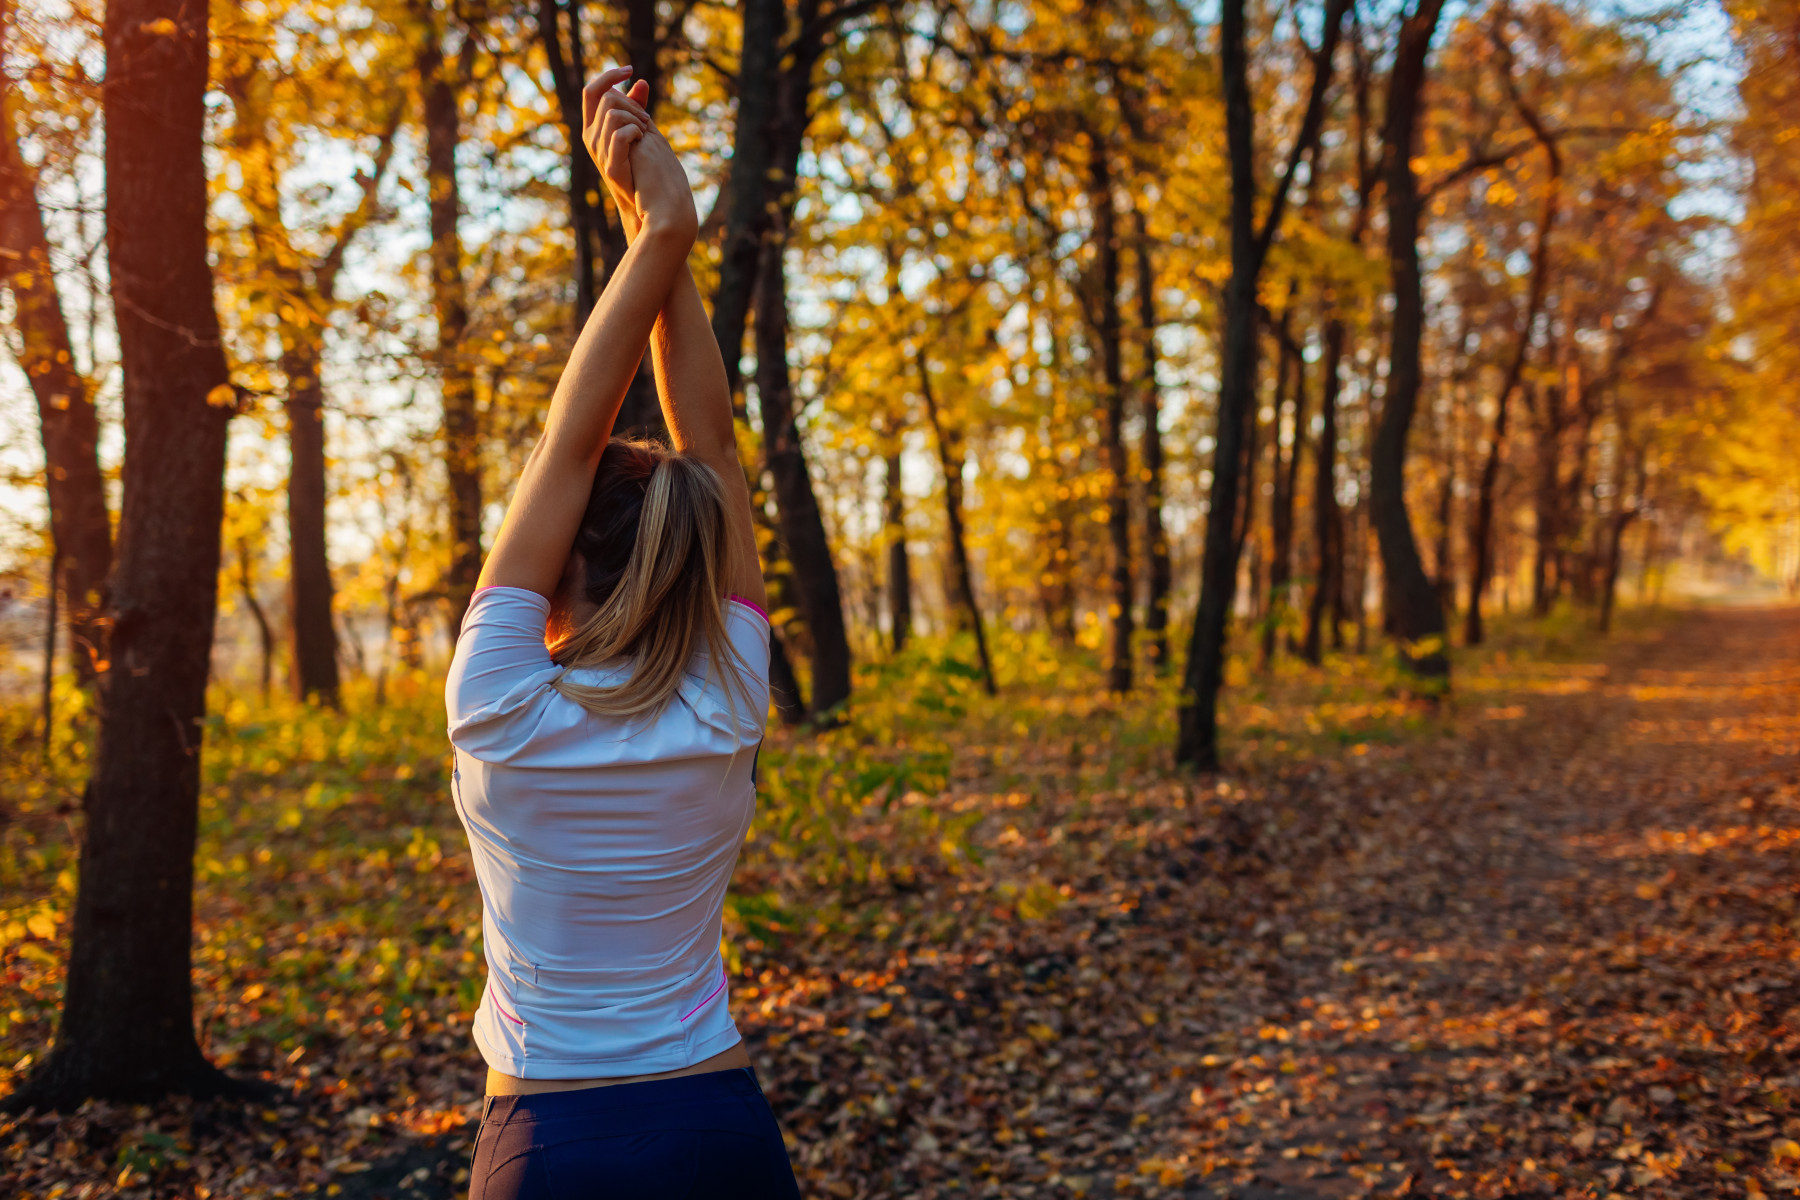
884, 448, 912, 652
1133, 211, 1170, 670
1531, 379, 1563, 616
1176, 0, 1348, 768
281, 343, 339, 704
1263, 315, 1306, 667
1301, 318, 1346, 664
1087, 136, 1133, 693
754, 234, 853, 718
0, 29, 113, 684
916, 349, 997, 696
418, 24, 483, 631
1369, 0, 1450, 681
11, 0, 238, 1109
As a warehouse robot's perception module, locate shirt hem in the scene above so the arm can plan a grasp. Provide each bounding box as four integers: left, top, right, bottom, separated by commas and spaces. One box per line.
476, 1021, 745, 1081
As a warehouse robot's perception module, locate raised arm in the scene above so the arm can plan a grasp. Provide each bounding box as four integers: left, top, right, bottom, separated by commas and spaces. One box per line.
597, 82, 767, 611
475, 67, 697, 599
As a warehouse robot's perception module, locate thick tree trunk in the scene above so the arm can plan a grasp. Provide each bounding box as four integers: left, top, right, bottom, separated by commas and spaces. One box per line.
280, 342, 339, 705
419, 29, 483, 630
1088, 139, 1133, 693
885, 449, 912, 652
766, 627, 808, 726
916, 351, 997, 696
1301, 318, 1345, 664
1370, 0, 1450, 681
0, 56, 112, 684
1597, 506, 1636, 634
12, 0, 237, 1109
754, 236, 853, 718
1134, 212, 1170, 670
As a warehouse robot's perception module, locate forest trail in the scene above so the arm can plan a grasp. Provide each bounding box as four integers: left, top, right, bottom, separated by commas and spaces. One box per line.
753, 606, 1800, 1199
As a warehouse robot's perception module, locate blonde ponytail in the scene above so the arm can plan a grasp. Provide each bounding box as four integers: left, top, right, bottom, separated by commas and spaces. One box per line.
550, 440, 753, 727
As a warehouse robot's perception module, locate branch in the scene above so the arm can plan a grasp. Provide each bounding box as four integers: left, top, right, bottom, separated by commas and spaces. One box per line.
315, 107, 403, 298
1253, 0, 1352, 268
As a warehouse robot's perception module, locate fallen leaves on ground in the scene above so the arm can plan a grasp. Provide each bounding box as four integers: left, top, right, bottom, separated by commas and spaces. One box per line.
3, 606, 1797, 1199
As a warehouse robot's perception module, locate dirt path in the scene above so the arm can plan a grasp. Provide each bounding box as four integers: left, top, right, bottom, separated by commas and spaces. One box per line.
754, 607, 1800, 1200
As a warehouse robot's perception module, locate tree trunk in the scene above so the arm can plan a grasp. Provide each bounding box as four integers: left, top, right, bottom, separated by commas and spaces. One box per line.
1301, 318, 1345, 664
1263, 317, 1305, 667
1134, 211, 1170, 670
916, 350, 997, 696
237, 535, 276, 702
709, 0, 784, 403
885, 449, 912, 652
1088, 137, 1133, 693
280, 342, 339, 705
1176, 0, 1259, 769
419, 26, 483, 631
11, 0, 238, 1109
766, 627, 808, 726
1597, 507, 1636, 634
1370, 0, 1450, 681
1466, 132, 1559, 645
0, 45, 112, 684
754, 235, 853, 718
1531, 381, 1562, 616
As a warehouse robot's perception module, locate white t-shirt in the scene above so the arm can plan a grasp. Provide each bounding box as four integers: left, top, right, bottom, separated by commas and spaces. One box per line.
444, 586, 770, 1079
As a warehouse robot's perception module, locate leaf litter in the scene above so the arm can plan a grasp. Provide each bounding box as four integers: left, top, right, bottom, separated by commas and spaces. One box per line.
3, 605, 1797, 1199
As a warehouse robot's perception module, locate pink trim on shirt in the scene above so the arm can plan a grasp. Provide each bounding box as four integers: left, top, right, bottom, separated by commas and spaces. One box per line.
728, 595, 770, 623
488, 981, 526, 1026
679, 969, 729, 1022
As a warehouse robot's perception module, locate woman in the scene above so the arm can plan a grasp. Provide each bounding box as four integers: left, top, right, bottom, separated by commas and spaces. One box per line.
445, 68, 800, 1199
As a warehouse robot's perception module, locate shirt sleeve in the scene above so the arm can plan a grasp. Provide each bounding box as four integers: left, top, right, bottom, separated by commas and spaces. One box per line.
445, 587, 564, 751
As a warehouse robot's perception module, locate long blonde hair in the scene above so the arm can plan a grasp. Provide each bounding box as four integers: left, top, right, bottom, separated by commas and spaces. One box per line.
550, 439, 752, 724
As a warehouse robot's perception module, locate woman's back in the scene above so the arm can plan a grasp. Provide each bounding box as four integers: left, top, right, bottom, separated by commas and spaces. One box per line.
447, 586, 770, 1079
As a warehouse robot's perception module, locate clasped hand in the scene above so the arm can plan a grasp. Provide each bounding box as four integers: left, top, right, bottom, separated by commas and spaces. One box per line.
581, 66, 696, 245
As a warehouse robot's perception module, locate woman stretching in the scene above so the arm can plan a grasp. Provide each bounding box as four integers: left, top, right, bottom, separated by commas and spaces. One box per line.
446, 67, 799, 1199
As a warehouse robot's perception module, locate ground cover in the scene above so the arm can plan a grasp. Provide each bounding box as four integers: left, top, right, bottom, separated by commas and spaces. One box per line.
2, 604, 1796, 1199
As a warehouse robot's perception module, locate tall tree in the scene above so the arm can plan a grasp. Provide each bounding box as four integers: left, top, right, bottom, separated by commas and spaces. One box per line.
1176, 0, 1349, 769
884, 445, 912, 651
11, 0, 238, 1107
218, 23, 401, 705
709, 0, 870, 719
916, 345, 997, 695
1368, 0, 1450, 680
1465, 46, 1560, 645
1134, 209, 1170, 669
1085, 134, 1133, 692
0, 0, 112, 684
415, 7, 484, 631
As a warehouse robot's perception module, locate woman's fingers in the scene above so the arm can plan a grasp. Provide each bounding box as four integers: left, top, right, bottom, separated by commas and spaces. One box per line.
581, 66, 634, 133
597, 86, 655, 135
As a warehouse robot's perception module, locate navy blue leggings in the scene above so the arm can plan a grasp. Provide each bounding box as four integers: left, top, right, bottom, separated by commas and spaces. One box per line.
468, 1068, 801, 1200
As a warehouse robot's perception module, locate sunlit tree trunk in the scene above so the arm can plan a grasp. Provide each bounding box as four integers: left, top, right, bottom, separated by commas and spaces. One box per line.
1302, 318, 1346, 664
281, 342, 339, 704
1370, 0, 1450, 681
1263, 317, 1306, 667
11, 0, 238, 1109
885, 449, 912, 652
1087, 137, 1133, 693
916, 350, 997, 696
0, 38, 112, 684
1134, 212, 1170, 671
418, 23, 483, 631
